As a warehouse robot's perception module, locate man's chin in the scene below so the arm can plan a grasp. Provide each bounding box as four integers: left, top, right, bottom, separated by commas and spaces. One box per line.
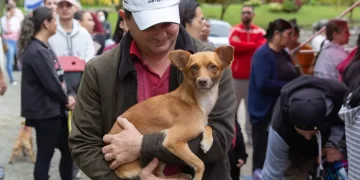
150, 43, 174, 54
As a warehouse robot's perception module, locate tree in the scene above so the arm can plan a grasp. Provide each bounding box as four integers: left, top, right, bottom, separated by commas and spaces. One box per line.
0, 0, 5, 17
203, 0, 241, 20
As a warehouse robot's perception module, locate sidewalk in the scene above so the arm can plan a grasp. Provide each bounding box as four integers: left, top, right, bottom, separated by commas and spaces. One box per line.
0, 72, 253, 180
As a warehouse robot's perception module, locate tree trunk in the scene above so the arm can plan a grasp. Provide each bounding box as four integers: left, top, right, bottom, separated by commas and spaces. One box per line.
0, 0, 5, 17
220, 4, 229, 20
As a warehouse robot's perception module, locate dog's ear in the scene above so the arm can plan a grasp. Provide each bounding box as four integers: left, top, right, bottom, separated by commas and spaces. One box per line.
215, 45, 234, 68
168, 50, 191, 71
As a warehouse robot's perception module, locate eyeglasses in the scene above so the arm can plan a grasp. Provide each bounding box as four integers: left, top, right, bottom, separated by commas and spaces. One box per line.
242, 11, 253, 15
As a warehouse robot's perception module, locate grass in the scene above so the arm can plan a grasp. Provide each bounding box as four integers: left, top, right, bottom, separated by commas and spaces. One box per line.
200, 4, 360, 28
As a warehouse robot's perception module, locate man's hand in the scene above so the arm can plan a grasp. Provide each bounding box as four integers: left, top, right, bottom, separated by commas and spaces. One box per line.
0, 78, 7, 96
66, 96, 76, 110
323, 147, 342, 163
232, 36, 241, 42
236, 159, 245, 168
140, 158, 191, 180
102, 117, 143, 170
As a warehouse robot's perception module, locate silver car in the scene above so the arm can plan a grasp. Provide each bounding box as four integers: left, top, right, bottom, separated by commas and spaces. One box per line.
208, 19, 231, 47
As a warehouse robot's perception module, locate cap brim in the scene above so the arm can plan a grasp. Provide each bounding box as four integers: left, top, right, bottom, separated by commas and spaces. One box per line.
132, 4, 180, 31
57, 0, 75, 5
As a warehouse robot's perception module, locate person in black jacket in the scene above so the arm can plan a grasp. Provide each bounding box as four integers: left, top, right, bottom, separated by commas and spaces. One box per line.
262, 75, 347, 180
19, 7, 75, 180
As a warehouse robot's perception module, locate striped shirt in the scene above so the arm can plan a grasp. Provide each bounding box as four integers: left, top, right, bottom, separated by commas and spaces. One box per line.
338, 104, 360, 180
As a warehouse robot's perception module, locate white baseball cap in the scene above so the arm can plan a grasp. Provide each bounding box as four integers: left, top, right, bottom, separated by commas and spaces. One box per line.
123, 0, 180, 30
57, 0, 77, 5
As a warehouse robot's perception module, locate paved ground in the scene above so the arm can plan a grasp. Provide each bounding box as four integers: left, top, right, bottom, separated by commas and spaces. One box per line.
0, 72, 253, 180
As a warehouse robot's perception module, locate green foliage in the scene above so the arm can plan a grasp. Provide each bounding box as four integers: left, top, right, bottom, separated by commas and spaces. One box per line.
308, 0, 320, 6
268, 2, 283, 12
282, 0, 300, 12
317, 0, 353, 5
243, 0, 262, 7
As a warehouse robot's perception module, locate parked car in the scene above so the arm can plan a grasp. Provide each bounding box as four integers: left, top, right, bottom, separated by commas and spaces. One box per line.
208, 19, 231, 47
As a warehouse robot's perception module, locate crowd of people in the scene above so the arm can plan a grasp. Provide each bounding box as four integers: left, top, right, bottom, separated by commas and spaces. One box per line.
0, 0, 359, 180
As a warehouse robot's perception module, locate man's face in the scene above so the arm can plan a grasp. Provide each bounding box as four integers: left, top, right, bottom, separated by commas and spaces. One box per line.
241, 7, 254, 24
57, 1, 75, 20
120, 10, 179, 55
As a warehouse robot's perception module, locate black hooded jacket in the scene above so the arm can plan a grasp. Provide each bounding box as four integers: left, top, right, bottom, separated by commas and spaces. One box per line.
271, 75, 347, 156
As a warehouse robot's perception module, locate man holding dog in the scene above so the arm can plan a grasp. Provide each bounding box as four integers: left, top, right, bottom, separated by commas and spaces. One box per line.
68, 0, 237, 179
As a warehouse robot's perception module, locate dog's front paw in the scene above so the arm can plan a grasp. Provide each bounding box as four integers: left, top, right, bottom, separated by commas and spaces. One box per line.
200, 133, 213, 153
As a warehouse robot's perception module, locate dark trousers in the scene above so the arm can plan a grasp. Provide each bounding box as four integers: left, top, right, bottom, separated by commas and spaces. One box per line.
29, 116, 73, 180
251, 119, 270, 172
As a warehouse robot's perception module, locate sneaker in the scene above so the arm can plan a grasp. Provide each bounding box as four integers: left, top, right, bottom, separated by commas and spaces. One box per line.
0, 166, 5, 179
11, 81, 18, 86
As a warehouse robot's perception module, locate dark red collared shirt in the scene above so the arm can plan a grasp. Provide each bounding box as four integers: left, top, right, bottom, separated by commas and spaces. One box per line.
130, 41, 181, 176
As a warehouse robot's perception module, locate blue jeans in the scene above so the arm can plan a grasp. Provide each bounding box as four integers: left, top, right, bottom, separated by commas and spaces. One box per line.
5, 39, 17, 82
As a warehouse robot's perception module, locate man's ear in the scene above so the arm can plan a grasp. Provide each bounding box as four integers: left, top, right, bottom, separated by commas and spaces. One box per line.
215, 45, 234, 68
168, 50, 191, 71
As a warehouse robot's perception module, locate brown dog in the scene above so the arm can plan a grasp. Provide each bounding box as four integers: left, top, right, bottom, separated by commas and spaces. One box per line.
107, 45, 234, 180
9, 121, 35, 164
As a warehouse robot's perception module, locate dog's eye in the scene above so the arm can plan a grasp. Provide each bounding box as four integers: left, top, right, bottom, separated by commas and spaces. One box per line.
209, 64, 217, 70
191, 64, 199, 71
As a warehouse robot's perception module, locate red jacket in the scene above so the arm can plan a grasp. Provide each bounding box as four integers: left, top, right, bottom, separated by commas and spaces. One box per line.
229, 24, 266, 79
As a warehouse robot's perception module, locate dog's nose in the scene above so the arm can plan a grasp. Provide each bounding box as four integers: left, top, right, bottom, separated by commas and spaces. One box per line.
197, 79, 208, 87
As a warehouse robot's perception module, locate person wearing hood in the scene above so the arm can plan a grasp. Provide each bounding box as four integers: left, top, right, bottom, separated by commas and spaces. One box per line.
261, 75, 347, 180
48, 0, 94, 62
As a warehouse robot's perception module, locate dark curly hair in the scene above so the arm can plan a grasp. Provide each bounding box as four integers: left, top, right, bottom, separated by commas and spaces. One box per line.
18, 7, 54, 55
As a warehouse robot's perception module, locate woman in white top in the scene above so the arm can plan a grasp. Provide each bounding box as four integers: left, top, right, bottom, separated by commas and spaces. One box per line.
0, 4, 21, 85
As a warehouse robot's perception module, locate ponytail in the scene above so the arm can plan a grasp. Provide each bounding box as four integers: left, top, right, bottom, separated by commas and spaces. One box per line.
18, 15, 35, 55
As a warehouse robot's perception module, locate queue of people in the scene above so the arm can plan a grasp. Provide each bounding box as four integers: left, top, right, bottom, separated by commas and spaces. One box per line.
1, 0, 360, 180
229, 5, 359, 180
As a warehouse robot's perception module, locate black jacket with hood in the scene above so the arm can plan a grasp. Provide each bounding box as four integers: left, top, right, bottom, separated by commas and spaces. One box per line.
271, 75, 347, 156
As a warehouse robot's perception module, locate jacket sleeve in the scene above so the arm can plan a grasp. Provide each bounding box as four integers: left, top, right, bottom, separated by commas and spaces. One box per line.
234, 119, 248, 163
261, 127, 289, 180
229, 27, 258, 52
252, 50, 288, 95
68, 63, 119, 180
30, 51, 68, 105
140, 68, 236, 165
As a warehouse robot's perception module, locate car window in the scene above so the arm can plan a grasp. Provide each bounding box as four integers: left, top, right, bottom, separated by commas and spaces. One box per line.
209, 22, 230, 37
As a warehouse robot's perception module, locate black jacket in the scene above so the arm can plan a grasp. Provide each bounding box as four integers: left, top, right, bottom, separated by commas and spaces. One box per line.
20, 38, 74, 120
271, 75, 347, 156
